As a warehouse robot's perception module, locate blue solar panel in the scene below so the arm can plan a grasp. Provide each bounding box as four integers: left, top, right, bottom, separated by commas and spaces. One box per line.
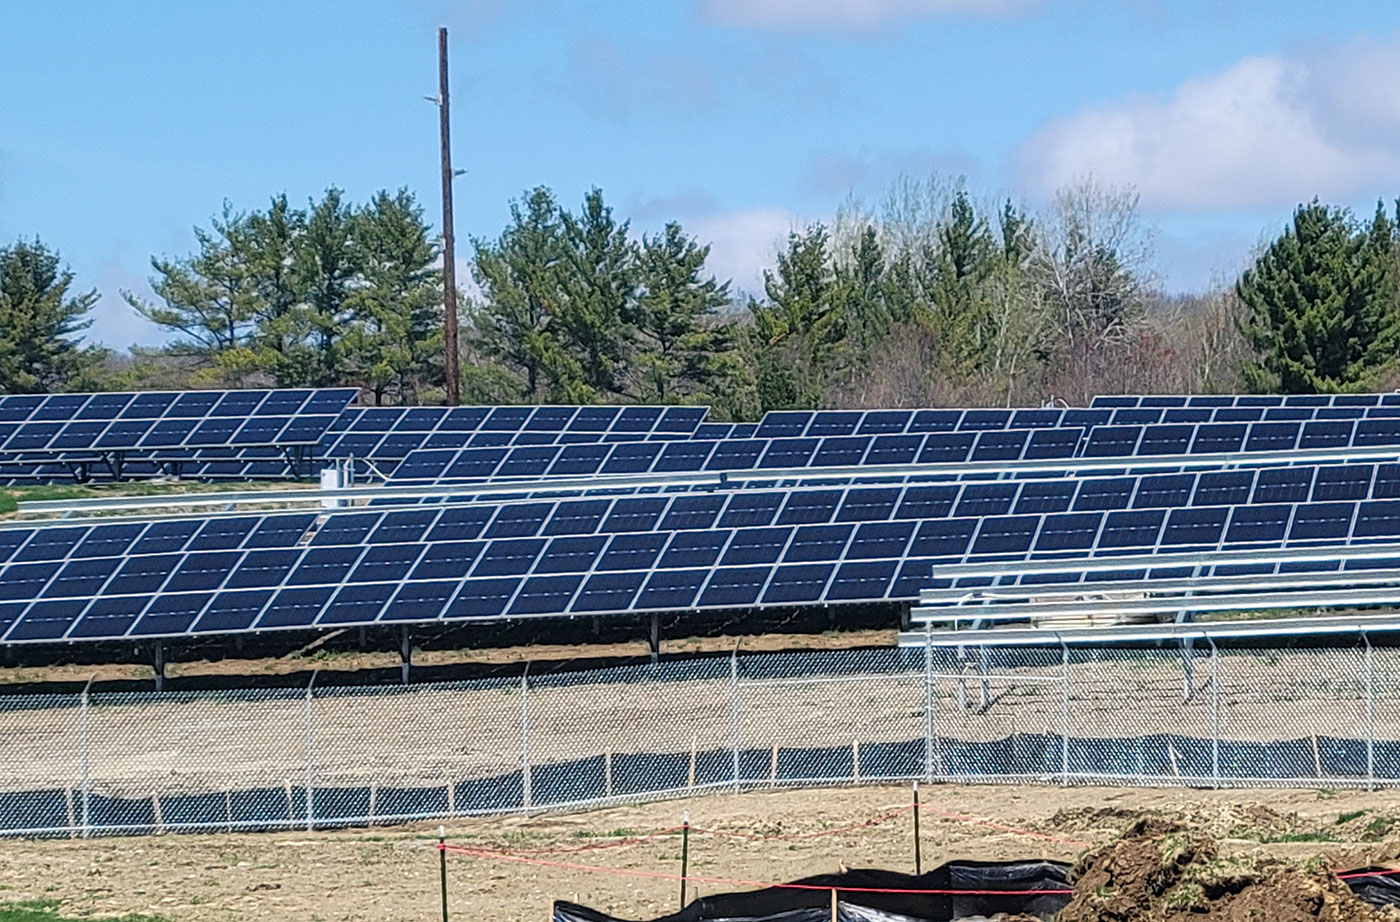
9, 459, 1400, 642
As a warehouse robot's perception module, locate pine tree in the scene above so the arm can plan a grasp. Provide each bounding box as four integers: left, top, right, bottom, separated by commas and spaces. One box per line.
832, 225, 896, 357
292, 188, 359, 387
125, 203, 260, 369
925, 189, 995, 372
1239, 201, 1400, 392
634, 222, 735, 403
556, 188, 638, 400
344, 190, 443, 404
242, 195, 307, 384
751, 225, 842, 410
0, 239, 108, 393
469, 186, 571, 400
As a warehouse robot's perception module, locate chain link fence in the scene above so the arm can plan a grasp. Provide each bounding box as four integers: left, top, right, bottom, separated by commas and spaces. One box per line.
5, 636, 1400, 837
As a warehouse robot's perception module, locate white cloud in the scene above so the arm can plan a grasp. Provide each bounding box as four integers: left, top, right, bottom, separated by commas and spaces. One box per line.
1016, 38, 1400, 210
686, 207, 803, 296
697, 0, 1043, 31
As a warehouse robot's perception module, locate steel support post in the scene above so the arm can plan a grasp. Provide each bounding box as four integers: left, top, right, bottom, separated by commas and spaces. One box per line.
519, 667, 531, 813
978, 646, 991, 711
304, 671, 317, 832
1208, 638, 1221, 788
923, 623, 935, 781
1181, 636, 1194, 702
730, 643, 741, 793
1365, 633, 1376, 791
79, 676, 92, 839
1059, 638, 1070, 786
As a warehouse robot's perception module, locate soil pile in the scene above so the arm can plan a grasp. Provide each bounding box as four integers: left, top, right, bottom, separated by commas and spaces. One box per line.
1056, 817, 1396, 922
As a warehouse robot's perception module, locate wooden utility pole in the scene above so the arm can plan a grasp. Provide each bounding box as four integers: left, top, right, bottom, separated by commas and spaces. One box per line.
436, 26, 461, 405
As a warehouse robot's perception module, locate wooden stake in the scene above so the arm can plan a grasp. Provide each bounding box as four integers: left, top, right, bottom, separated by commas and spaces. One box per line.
1168, 744, 1180, 779
852, 740, 860, 782
605, 749, 614, 797
769, 744, 779, 786
151, 793, 164, 832
830, 888, 837, 922
64, 788, 75, 838
369, 782, 378, 824
688, 736, 697, 789
1312, 734, 1323, 777
284, 780, 295, 820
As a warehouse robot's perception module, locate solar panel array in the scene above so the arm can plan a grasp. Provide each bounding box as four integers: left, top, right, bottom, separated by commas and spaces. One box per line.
387, 416, 1400, 483
6, 390, 1400, 647
901, 392, 1400, 630
318, 405, 711, 464
7, 456, 1400, 643
1092, 393, 1400, 409
0, 389, 359, 484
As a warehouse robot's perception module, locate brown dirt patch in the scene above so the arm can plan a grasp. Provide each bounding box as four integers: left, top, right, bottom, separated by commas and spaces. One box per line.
4, 784, 1400, 922
0, 629, 898, 690
1057, 817, 1394, 922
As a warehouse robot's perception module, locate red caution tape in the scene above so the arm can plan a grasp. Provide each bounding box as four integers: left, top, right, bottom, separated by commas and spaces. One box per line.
440, 843, 1075, 896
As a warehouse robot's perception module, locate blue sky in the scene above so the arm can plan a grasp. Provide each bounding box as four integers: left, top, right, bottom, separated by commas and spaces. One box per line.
4, 1, 1400, 347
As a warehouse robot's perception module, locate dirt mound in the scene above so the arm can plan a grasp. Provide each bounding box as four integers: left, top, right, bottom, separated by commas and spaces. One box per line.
1055, 818, 1394, 922
1049, 806, 1145, 833
1048, 802, 1303, 842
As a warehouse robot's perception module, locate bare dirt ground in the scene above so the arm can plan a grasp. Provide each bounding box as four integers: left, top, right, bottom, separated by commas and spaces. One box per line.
6, 783, 1400, 922
0, 630, 899, 690
3, 644, 1387, 798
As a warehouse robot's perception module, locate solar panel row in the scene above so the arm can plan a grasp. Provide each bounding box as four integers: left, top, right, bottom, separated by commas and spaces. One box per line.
319, 404, 1400, 468
0, 389, 356, 456
3, 460, 1399, 642
0, 447, 312, 486
1092, 393, 1400, 409
931, 556, 1400, 596
387, 417, 1400, 483
750, 404, 1400, 439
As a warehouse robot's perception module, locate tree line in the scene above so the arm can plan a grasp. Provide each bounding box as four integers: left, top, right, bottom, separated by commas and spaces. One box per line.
4, 179, 1400, 413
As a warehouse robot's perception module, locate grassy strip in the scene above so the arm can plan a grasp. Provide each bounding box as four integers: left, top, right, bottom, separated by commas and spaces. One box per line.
9, 480, 314, 503
0, 901, 170, 922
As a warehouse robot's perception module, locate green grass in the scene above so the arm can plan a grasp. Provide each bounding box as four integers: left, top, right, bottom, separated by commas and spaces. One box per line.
0, 900, 171, 922
7, 479, 314, 504
1255, 831, 1340, 844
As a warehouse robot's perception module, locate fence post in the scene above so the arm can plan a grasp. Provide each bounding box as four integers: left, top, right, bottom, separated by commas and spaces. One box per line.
79, 676, 93, 839
923, 624, 934, 782
520, 667, 532, 814
304, 670, 317, 832
1058, 638, 1069, 787
1208, 638, 1221, 789
1364, 633, 1376, 792
730, 642, 741, 793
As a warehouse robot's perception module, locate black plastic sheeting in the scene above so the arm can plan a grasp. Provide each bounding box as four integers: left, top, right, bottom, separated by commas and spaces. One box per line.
12, 731, 1400, 834
555, 864, 1072, 922
553, 862, 1400, 922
